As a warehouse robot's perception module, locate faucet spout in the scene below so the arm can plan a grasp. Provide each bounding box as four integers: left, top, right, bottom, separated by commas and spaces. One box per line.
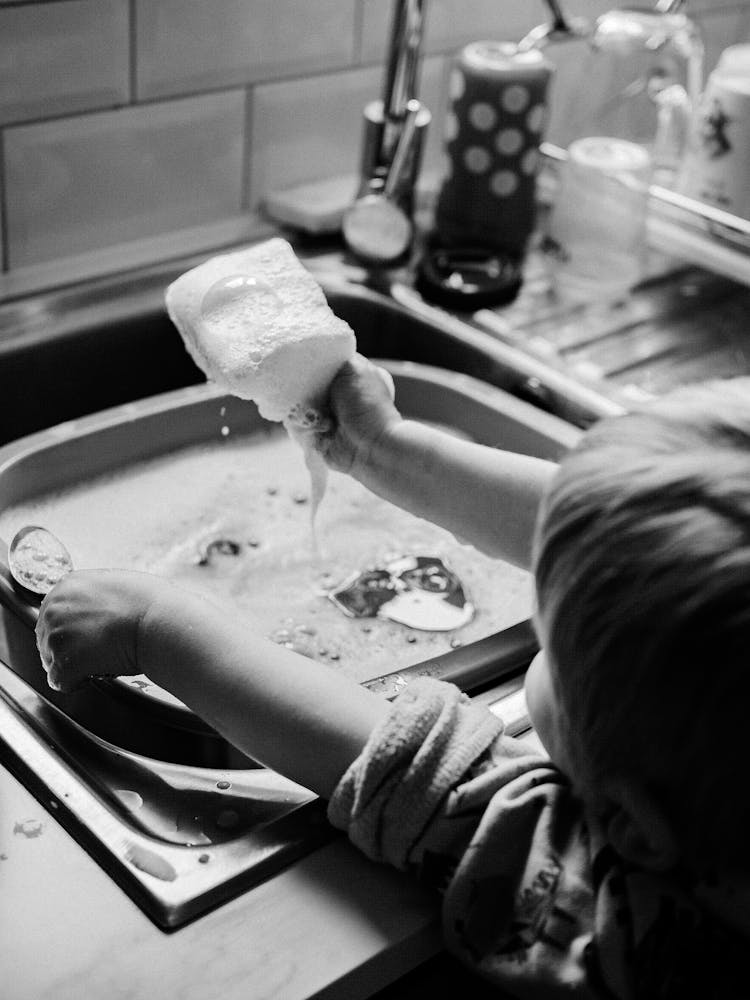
342, 0, 431, 264
382, 0, 426, 122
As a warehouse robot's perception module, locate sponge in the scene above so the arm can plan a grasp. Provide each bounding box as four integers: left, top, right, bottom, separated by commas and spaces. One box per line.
165, 238, 356, 423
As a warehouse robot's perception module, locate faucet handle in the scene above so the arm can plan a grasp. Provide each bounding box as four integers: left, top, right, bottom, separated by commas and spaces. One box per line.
383, 98, 423, 201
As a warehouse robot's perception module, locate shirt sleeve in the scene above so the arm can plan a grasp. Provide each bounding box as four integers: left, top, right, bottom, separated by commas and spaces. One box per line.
327, 677, 604, 997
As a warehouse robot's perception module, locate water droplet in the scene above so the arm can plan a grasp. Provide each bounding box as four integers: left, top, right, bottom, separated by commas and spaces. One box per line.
114, 789, 144, 811
200, 274, 282, 327
247, 537, 260, 548
216, 780, 231, 790
125, 844, 177, 882
220, 425, 230, 437
13, 819, 43, 839
292, 491, 308, 505
267, 486, 278, 496
198, 853, 211, 864
406, 635, 417, 643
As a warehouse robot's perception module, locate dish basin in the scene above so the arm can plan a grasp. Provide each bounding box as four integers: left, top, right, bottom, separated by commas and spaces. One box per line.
0, 273, 580, 929
0, 361, 577, 761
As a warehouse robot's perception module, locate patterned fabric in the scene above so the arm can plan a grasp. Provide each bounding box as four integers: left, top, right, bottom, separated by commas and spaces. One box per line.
328, 678, 749, 999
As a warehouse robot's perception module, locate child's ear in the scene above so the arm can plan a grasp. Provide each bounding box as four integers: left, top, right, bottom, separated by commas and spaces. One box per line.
597, 776, 679, 872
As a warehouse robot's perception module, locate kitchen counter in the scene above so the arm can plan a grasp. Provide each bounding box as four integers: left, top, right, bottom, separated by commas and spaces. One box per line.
0, 761, 441, 1000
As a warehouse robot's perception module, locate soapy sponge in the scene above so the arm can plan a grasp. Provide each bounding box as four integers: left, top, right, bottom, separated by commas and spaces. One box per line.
165, 238, 356, 423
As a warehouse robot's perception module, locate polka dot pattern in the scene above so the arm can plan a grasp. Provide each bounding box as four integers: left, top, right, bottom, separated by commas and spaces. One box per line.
502, 84, 530, 114
435, 42, 552, 254
526, 104, 545, 133
449, 69, 466, 101
469, 102, 497, 131
464, 146, 491, 173
490, 170, 519, 197
521, 148, 539, 176
495, 128, 523, 155
443, 112, 459, 143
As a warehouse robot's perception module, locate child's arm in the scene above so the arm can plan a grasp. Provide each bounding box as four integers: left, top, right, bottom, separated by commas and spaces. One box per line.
36, 570, 389, 799
318, 355, 557, 570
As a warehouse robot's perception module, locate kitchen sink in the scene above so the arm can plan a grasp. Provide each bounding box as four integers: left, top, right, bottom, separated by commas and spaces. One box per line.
0, 254, 580, 929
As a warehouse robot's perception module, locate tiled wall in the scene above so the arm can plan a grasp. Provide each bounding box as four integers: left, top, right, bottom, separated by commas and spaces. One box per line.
1, 0, 748, 299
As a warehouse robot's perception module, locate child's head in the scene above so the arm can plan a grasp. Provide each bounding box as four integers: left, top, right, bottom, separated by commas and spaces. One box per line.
527, 377, 750, 877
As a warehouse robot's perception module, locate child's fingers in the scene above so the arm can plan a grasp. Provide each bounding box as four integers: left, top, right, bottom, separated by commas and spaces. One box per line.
376, 365, 395, 402
35, 620, 67, 692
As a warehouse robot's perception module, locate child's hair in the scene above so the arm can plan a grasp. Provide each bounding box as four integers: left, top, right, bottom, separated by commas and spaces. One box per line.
532, 377, 750, 874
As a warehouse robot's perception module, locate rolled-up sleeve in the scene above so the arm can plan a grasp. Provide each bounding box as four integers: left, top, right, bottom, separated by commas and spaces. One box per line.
328, 677, 601, 995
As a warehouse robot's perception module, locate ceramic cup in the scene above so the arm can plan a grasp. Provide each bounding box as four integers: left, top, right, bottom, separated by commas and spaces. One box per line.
678, 54, 750, 220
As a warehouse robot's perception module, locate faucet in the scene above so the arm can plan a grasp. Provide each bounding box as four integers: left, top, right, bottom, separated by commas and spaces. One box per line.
342, 0, 431, 264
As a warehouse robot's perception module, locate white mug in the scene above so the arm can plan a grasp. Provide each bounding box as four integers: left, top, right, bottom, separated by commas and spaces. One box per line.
678, 57, 750, 220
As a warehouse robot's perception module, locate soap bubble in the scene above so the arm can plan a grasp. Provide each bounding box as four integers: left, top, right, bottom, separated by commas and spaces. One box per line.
200, 274, 282, 326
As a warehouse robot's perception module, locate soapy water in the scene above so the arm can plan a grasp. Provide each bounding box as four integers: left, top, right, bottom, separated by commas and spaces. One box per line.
0, 425, 532, 694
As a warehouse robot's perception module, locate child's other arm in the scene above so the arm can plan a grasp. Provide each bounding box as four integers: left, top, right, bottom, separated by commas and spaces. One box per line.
319, 355, 556, 570
36, 570, 389, 799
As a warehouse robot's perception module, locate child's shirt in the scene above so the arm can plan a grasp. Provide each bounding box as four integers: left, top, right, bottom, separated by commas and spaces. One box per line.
327, 677, 747, 999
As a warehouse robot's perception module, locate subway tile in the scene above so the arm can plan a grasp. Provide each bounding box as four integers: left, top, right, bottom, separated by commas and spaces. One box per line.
0, 0, 129, 126
136, 0, 357, 100
423, 0, 541, 52
360, 0, 542, 64
247, 55, 446, 210
5, 91, 247, 268
248, 64, 381, 208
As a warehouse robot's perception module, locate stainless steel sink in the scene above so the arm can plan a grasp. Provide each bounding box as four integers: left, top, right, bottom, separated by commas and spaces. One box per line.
0, 245, 580, 930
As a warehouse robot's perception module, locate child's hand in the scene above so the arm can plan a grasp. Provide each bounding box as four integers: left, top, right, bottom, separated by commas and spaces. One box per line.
35, 569, 162, 693
316, 353, 401, 475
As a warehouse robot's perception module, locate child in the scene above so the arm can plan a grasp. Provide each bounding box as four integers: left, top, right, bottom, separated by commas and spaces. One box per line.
35, 357, 750, 997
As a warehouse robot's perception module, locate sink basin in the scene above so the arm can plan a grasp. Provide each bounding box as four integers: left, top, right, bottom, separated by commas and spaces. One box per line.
0, 250, 580, 929
0, 360, 577, 764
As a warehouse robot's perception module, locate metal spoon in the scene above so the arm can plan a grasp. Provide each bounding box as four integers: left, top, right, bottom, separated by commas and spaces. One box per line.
8, 525, 74, 597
